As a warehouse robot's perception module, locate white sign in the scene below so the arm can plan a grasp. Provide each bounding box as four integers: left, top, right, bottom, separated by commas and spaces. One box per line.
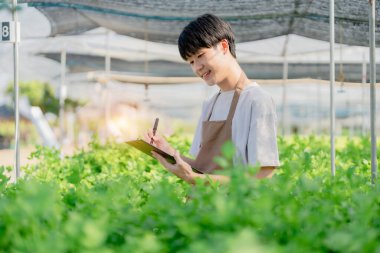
1, 21, 20, 43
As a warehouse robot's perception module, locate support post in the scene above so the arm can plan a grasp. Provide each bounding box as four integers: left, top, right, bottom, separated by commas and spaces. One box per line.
12, 0, 20, 180
329, 0, 336, 176
369, 0, 377, 184
59, 47, 66, 149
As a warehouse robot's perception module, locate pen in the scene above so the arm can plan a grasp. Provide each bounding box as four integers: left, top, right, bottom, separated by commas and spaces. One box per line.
150, 118, 159, 144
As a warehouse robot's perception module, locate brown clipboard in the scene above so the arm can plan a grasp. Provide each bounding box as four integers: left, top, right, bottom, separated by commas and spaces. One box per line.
126, 139, 176, 164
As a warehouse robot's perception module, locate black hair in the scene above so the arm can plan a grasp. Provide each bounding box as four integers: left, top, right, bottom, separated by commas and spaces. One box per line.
178, 13, 236, 60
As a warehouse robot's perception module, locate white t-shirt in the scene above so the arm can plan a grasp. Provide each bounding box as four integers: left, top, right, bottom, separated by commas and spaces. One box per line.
190, 82, 280, 167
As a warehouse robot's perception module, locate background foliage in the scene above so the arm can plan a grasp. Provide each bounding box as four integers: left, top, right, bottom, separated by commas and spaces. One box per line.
6, 81, 85, 115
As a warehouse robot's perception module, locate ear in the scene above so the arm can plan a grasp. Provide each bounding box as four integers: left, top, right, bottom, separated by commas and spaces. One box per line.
220, 39, 229, 54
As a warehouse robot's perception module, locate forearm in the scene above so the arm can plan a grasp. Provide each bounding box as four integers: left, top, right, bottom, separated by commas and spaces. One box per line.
180, 155, 208, 174
255, 166, 276, 179
190, 173, 230, 185
177, 155, 228, 185
179, 154, 276, 183
189, 166, 275, 185
179, 155, 208, 181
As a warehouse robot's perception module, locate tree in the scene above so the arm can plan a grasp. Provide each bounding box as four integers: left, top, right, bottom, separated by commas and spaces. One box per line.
0, 1, 22, 12
6, 81, 85, 115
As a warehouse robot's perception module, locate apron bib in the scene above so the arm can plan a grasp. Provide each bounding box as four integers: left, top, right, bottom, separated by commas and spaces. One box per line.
193, 72, 246, 174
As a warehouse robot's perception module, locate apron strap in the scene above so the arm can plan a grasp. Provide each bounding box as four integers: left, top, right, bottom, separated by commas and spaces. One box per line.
226, 72, 246, 122
206, 71, 247, 122
206, 91, 221, 121
226, 90, 240, 122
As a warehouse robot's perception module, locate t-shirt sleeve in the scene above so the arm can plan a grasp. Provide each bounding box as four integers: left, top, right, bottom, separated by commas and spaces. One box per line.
247, 96, 280, 167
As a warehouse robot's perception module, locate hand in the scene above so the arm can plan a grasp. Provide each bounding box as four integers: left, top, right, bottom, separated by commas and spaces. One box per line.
144, 129, 175, 155
152, 150, 196, 184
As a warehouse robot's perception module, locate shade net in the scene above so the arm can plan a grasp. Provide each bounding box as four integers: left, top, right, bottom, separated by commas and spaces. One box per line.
21, 0, 380, 46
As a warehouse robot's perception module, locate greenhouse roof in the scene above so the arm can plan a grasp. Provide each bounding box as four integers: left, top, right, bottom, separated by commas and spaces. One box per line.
21, 0, 380, 46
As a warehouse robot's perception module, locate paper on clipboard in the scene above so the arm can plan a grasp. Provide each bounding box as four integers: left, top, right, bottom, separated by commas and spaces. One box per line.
126, 139, 176, 164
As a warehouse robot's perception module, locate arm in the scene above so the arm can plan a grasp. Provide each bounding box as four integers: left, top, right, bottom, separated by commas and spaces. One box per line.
191, 172, 230, 184
153, 150, 275, 185
145, 124, 277, 183
179, 155, 229, 184
255, 166, 276, 179
153, 151, 230, 185
193, 166, 276, 183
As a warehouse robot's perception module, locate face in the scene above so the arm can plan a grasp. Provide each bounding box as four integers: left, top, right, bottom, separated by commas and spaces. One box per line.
186, 42, 227, 86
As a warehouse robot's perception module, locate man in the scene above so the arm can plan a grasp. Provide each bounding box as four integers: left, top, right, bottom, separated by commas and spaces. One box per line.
146, 14, 279, 184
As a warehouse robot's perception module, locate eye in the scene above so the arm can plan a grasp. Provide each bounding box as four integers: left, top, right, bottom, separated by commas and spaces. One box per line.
197, 53, 204, 58
189, 60, 194, 65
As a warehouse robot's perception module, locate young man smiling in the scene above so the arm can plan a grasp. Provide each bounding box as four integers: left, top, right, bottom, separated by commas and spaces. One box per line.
146, 14, 280, 184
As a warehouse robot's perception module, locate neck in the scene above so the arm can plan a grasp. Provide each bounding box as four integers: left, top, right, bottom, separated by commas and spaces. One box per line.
217, 62, 247, 92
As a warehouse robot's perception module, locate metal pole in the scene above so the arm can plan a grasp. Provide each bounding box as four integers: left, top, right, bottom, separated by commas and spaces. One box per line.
144, 19, 149, 77
104, 30, 111, 140
317, 82, 321, 135
329, 0, 336, 176
281, 35, 289, 136
369, 0, 377, 184
144, 19, 149, 101
12, 0, 20, 180
281, 58, 288, 136
59, 47, 66, 149
362, 53, 366, 136
105, 30, 111, 75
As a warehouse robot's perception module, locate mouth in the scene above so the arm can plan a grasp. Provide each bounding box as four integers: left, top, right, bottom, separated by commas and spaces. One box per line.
201, 70, 211, 79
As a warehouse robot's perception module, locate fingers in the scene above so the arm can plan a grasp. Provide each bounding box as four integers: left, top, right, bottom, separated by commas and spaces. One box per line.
145, 129, 158, 144
143, 132, 151, 142
145, 129, 153, 138
173, 150, 184, 165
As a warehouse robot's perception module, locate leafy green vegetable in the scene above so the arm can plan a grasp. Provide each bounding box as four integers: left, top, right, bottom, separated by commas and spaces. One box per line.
0, 135, 379, 252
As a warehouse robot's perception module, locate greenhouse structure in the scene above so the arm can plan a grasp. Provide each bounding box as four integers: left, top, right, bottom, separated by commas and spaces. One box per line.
0, 1, 379, 252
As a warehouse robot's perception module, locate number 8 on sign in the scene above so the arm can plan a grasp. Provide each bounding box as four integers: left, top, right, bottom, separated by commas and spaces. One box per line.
2, 22, 10, 41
